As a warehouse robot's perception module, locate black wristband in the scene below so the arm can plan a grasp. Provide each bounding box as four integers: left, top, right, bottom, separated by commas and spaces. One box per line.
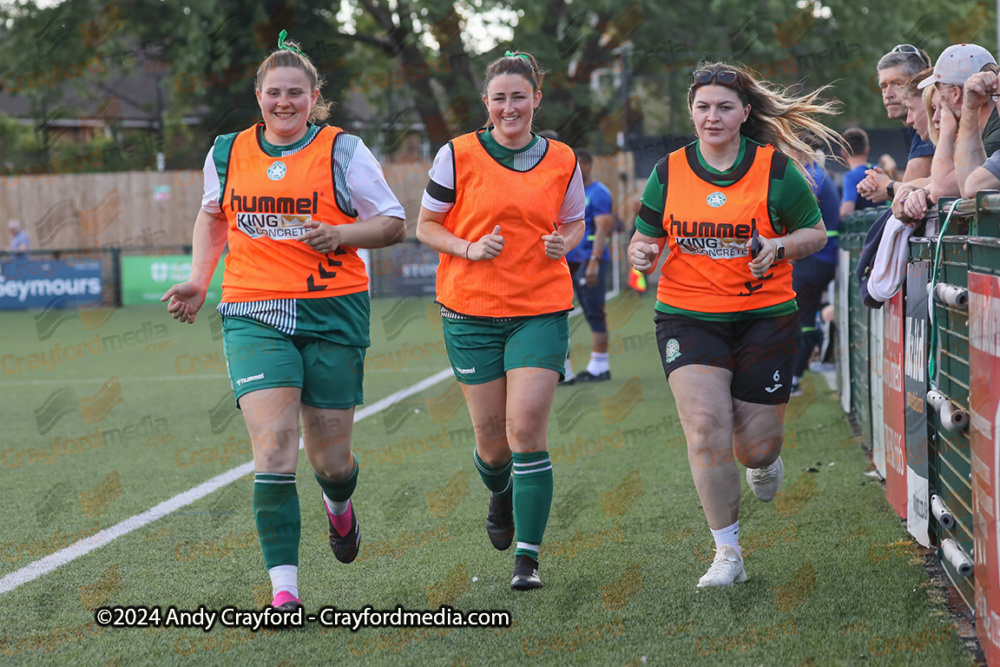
886, 181, 895, 200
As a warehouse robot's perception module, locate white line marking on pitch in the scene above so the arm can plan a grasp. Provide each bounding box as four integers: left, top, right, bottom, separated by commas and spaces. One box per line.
2, 375, 229, 386
0, 367, 455, 595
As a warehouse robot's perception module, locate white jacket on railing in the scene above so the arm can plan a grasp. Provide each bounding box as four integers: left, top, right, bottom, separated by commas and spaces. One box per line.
867, 214, 914, 302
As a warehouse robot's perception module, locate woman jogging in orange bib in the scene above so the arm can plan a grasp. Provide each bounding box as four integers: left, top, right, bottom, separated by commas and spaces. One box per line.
162, 32, 405, 611
416, 51, 585, 590
628, 63, 842, 587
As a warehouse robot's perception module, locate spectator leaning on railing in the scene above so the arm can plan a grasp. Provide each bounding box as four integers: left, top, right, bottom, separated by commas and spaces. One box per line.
954, 61, 1000, 198
888, 69, 937, 224
893, 81, 941, 224
877, 45, 999, 225
856, 44, 934, 204
916, 46, 999, 206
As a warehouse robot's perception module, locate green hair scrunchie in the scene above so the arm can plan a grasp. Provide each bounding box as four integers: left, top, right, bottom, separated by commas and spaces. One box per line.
278, 29, 306, 58
504, 50, 530, 61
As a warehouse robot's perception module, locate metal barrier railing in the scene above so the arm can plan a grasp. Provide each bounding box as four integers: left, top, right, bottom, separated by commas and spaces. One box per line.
839, 196, 1000, 662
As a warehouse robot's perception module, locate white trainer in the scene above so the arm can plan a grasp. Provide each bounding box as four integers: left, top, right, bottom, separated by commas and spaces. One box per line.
697, 545, 747, 587
746, 456, 785, 502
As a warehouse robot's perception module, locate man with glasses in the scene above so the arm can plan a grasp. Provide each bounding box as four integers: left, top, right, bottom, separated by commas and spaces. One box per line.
856, 44, 934, 204
893, 44, 1000, 216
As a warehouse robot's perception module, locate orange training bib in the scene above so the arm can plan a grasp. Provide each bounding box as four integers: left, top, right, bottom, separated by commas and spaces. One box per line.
220, 125, 368, 302
436, 131, 578, 318
656, 143, 795, 313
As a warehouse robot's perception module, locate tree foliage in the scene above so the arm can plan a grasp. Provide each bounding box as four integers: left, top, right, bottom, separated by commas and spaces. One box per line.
1, 0, 997, 172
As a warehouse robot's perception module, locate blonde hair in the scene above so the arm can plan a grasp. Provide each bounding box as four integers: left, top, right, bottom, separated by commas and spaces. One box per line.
255, 38, 331, 123
687, 62, 846, 183
923, 85, 938, 145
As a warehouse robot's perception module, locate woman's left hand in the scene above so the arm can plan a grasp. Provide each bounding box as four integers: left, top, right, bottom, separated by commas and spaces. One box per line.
542, 229, 566, 259
299, 221, 342, 255
747, 236, 777, 280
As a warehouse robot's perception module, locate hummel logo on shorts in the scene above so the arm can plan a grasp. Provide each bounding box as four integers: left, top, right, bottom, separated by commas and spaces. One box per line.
457, 367, 476, 374
236, 372, 265, 386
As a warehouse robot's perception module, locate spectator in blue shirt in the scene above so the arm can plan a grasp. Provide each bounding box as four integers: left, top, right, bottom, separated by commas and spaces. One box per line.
562, 150, 614, 383
839, 128, 879, 219
857, 44, 934, 203
791, 155, 841, 396
7, 220, 28, 260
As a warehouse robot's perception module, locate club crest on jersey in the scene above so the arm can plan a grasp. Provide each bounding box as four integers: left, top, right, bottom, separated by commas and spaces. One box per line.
665, 338, 681, 363
267, 161, 287, 181
706, 191, 726, 208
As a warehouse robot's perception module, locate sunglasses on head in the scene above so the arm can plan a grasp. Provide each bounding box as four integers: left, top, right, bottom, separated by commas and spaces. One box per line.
693, 70, 739, 87
891, 43, 931, 67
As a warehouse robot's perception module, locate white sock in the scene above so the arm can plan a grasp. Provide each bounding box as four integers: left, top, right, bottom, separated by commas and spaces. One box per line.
516, 542, 540, 560
563, 354, 575, 379
710, 521, 741, 556
586, 351, 609, 375
323, 493, 350, 516
268, 564, 299, 598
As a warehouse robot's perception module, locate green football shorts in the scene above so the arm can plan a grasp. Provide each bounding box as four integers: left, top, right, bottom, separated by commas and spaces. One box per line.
222, 314, 366, 410
441, 312, 569, 385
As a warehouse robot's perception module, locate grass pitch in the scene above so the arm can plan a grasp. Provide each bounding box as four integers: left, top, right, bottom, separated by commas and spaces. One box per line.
0, 294, 973, 665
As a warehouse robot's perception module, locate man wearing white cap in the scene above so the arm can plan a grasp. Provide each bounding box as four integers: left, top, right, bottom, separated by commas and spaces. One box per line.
952, 46, 1000, 197
918, 44, 1000, 151
888, 43, 999, 212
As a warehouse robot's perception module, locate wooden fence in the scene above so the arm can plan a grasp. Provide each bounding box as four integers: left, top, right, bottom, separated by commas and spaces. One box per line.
0, 152, 638, 251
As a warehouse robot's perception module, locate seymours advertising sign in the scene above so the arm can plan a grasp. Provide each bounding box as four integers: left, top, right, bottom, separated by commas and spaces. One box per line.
0, 259, 103, 310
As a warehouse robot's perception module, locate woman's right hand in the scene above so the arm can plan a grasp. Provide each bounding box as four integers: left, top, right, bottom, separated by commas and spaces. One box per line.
468, 225, 504, 261
161, 281, 207, 324
629, 241, 660, 273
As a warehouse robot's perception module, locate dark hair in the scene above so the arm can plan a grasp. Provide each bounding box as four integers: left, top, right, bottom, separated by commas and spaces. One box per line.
575, 149, 593, 164
482, 51, 545, 95
841, 127, 869, 156
537, 129, 559, 140
877, 48, 931, 79
687, 62, 845, 181
255, 37, 331, 122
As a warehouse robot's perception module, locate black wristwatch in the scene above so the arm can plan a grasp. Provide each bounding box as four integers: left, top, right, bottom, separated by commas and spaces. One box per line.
886, 181, 895, 200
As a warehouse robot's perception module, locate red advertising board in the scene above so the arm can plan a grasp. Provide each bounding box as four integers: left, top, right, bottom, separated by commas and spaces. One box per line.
969, 272, 1000, 664
884, 291, 907, 517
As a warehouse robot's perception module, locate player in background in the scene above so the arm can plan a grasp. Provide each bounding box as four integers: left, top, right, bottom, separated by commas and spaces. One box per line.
792, 138, 842, 396
162, 32, 405, 611
561, 150, 614, 384
628, 63, 842, 587
417, 51, 585, 590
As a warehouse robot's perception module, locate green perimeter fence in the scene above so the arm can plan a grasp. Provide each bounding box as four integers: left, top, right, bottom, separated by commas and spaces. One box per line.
839, 193, 1000, 665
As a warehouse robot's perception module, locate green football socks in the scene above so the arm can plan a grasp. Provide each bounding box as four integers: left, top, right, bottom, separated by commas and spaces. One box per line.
511, 451, 553, 560
253, 472, 300, 569
474, 449, 512, 495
